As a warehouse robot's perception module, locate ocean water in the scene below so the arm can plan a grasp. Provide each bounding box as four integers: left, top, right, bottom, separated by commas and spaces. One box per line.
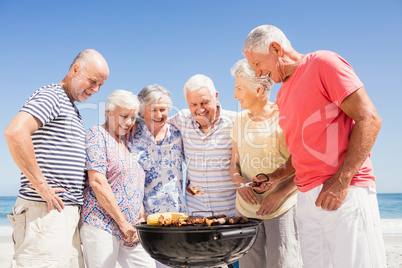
0, 196, 16, 239
0, 194, 401, 238
377, 193, 402, 236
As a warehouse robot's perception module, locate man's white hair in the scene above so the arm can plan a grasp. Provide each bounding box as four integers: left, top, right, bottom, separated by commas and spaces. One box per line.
243, 25, 292, 55
183, 74, 216, 100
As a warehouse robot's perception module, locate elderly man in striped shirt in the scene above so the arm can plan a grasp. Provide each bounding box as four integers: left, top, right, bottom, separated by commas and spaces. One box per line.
5, 49, 109, 267
170, 74, 237, 217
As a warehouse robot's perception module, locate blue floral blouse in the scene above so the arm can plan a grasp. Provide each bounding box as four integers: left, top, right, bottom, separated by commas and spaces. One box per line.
128, 121, 187, 215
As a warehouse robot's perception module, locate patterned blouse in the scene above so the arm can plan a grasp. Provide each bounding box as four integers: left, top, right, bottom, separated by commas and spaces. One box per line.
128, 121, 187, 215
79, 126, 145, 247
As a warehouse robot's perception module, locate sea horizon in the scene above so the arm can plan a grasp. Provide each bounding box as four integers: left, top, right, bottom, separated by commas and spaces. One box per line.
1, 193, 402, 238
2, 192, 402, 197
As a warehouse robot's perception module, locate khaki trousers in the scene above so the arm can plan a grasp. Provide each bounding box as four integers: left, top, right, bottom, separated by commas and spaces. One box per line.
8, 197, 84, 268
239, 206, 302, 268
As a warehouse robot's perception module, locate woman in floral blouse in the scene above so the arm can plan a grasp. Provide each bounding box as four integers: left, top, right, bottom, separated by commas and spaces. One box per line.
128, 84, 187, 217
79, 90, 155, 268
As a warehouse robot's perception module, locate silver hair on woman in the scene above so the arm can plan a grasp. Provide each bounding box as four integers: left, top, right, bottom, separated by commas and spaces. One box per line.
138, 84, 173, 115
105, 89, 140, 112
230, 58, 274, 99
242, 25, 292, 55
183, 74, 216, 100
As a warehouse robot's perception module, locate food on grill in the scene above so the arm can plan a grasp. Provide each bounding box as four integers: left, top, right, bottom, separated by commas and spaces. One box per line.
192, 186, 204, 195
204, 215, 248, 226
204, 217, 230, 227
147, 212, 188, 226
186, 217, 205, 225
186, 185, 204, 195
155, 214, 249, 227
185, 181, 205, 195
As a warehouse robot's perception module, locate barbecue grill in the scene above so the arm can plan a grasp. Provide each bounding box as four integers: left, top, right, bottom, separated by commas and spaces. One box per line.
135, 218, 262, 267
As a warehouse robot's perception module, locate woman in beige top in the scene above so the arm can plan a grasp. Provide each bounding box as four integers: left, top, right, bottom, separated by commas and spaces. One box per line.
229, 59, 302, 268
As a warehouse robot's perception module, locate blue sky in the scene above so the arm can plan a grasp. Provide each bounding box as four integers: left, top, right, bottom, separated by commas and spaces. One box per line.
0, 0, 401, 195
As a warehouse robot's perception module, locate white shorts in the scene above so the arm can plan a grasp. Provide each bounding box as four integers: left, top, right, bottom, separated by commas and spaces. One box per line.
296, 186, 386, 268
80, 224, 156, 268
8, 197, 83, 268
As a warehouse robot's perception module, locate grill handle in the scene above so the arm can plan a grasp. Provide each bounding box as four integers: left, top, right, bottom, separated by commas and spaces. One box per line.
212, 228, 257, 241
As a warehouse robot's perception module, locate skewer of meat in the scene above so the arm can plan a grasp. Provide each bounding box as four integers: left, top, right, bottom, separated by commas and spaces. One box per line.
158, 214, 249, 227
239, 215, 248, 223
205, 215, 246, 226
158, 215, 174, 226
205, 214, 227, 220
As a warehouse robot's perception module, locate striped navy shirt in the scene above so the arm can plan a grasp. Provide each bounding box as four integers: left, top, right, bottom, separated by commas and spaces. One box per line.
169, 108, 237, 217
19, 83, 86, 205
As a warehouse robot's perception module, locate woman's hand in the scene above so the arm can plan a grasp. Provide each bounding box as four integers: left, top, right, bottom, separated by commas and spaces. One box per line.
237, 183, 259, 205
125, 121, 138, 141
120, 221, 139, 243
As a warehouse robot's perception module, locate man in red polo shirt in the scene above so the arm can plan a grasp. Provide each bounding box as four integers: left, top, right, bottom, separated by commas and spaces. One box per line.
243, 25, 386, 268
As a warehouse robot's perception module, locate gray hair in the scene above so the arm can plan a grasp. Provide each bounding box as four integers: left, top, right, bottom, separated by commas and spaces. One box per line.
243, 25, 292, 55
105, 89, 139, 112
137, 84, 173, 115
69, 49, 99, 71
231, 59, 273, 99
183, 74, 216, 100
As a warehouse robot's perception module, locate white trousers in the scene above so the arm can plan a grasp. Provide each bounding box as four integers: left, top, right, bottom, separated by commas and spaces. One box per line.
8, 197, 83, 268
297, 185, 386, 268
80, 225, 156, 268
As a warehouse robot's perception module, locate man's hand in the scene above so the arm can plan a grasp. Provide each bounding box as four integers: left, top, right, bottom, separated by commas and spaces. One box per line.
256, 191, 282, 216
29, 184, 66, 212
252, 173, 279, 194
315, 176, 350, 211
252, 156, 295, 194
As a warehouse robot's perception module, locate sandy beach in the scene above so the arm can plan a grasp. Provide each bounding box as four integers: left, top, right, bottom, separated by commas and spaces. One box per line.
384, 236, 402, 268
0, 236, 401, 267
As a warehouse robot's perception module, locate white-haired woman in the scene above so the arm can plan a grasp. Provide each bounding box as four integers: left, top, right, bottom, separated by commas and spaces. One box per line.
229, 59, 302, 268
79, 90, 155, 268
128, 84, 186, 216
